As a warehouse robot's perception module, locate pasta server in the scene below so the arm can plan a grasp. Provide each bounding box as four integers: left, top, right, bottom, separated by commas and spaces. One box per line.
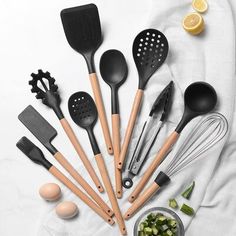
118, 29, 169, 170
61, 4, 113, 155
29, 70, 103, 192
68, 92, 127, 235
122, 81, 173, 189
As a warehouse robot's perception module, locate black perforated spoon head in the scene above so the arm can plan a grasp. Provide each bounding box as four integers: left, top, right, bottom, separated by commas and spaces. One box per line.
133, 29, 169, 90
100, 49, 128, 114
68, 92, 100, 154
175, 82, 217, 133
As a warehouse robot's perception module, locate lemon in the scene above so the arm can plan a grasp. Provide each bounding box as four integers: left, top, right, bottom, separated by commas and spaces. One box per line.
192, 0, 208, 13
182, 12, 205, 35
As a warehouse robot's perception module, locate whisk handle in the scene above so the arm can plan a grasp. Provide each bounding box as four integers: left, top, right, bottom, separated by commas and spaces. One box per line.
124, 182, 160, 220
128, 131, 179, 203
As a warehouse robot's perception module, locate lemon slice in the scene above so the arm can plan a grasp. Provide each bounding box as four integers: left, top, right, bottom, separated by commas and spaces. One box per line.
182, 12, 205, 35
192, 0, 208, 13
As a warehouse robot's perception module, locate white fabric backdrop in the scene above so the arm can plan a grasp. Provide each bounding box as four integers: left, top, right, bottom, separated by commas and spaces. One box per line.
0, 0, 236, 235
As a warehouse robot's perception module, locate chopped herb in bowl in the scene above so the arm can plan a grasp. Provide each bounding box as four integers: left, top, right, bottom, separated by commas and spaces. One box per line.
134, 207, 185, 236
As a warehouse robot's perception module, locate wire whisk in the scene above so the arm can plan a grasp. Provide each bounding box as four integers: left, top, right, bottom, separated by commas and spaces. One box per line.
166, 112, 228, 176
124, 112, 228, 219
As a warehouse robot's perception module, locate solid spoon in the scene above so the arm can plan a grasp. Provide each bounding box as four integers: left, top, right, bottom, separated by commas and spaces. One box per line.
128, 82, 217, 202
100, 49, 128, 198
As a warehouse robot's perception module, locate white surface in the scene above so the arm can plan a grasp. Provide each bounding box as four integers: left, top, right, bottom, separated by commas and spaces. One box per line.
1, 0, 236, 235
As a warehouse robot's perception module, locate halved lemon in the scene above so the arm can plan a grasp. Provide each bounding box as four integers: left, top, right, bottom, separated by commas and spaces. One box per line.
182, 12, 205, 35
192, 0, 208, 13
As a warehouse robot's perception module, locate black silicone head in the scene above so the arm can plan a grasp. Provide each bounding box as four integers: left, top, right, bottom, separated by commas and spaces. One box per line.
61, 4, 102, 73
68, 91, 98, 129
68, 92, 100, 155
29, 70, 63, 120
16, 136, 52, 170
133, 29, 169, 89
175, 82, 217, 133
100, 49, 128, 114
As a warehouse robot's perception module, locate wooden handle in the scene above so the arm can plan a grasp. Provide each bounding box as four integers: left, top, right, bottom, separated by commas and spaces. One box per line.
95, 153, 127, 235
89, 73, 113, 155
49, 166, 114, 225
112, 114, 122, 198
53, 152, 113, 216
124, 183, 160, 220
118, 89, 144, 170
60, 118, 104, 193
128, 131, 179, 202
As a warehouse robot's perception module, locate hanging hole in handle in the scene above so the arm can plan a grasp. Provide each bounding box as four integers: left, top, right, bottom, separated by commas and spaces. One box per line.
122, 177, 133, 189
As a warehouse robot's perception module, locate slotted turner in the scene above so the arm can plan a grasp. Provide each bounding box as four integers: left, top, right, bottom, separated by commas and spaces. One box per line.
68, 92, 127, 235
61, 4, 113, 155
118, 29, 169, 170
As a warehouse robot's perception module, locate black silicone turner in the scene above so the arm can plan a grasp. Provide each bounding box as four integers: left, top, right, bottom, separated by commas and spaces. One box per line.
118, 29, 169, 169
61, 4, 113, 154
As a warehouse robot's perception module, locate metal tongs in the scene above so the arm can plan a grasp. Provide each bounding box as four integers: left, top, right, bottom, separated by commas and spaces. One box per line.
122, 81, 173, 188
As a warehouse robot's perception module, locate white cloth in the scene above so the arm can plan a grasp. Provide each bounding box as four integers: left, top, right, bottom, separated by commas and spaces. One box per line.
0, 0, 236, 235
145, 0, 236, 235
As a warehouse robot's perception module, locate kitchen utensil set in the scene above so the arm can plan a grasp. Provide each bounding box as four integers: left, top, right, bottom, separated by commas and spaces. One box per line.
29, 70, 103, 192
61, 4, 113, 155
16, 3, 226, 234
124, 113, 228, 219
128, 82, 217, 203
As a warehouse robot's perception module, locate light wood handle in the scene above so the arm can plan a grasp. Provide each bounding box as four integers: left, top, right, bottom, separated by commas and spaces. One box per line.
49, 166, 114, 225
89, 73, 113, 155
118, 89, 144, 170
128, 131, 179, 202
60, 118, 104, 193
124, 183, 160, 220
112, 114, 122, 198
53, 152, 113, 216
95, 153, 127, 235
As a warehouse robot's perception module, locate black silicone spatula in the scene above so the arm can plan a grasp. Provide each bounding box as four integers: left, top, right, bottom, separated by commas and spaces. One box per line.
118, 29, 169, 170
18, 105, 113, 217
61, 4, 113, 155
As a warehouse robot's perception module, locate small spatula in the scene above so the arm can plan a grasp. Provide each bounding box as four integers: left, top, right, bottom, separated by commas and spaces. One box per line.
61, 4, 113, 155
18, 105, 113, 217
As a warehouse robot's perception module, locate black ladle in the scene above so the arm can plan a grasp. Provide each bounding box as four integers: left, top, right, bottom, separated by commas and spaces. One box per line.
68, 91, 127, 234
100, 49, 128, 198
128, 81, 218, 202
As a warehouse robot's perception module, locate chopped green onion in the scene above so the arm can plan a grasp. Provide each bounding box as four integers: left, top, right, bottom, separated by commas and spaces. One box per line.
180, 203, 195, 216
181, 181, 195, 199
168, 199, 178, 209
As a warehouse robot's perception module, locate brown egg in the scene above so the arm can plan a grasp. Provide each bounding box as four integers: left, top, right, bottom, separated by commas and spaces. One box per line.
39, 183, 61, 201
55, 201, 78, 219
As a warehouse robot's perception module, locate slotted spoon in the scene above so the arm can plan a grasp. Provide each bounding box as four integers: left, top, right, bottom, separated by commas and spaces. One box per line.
118, 29, 169, 170
68, 92, 127, 235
